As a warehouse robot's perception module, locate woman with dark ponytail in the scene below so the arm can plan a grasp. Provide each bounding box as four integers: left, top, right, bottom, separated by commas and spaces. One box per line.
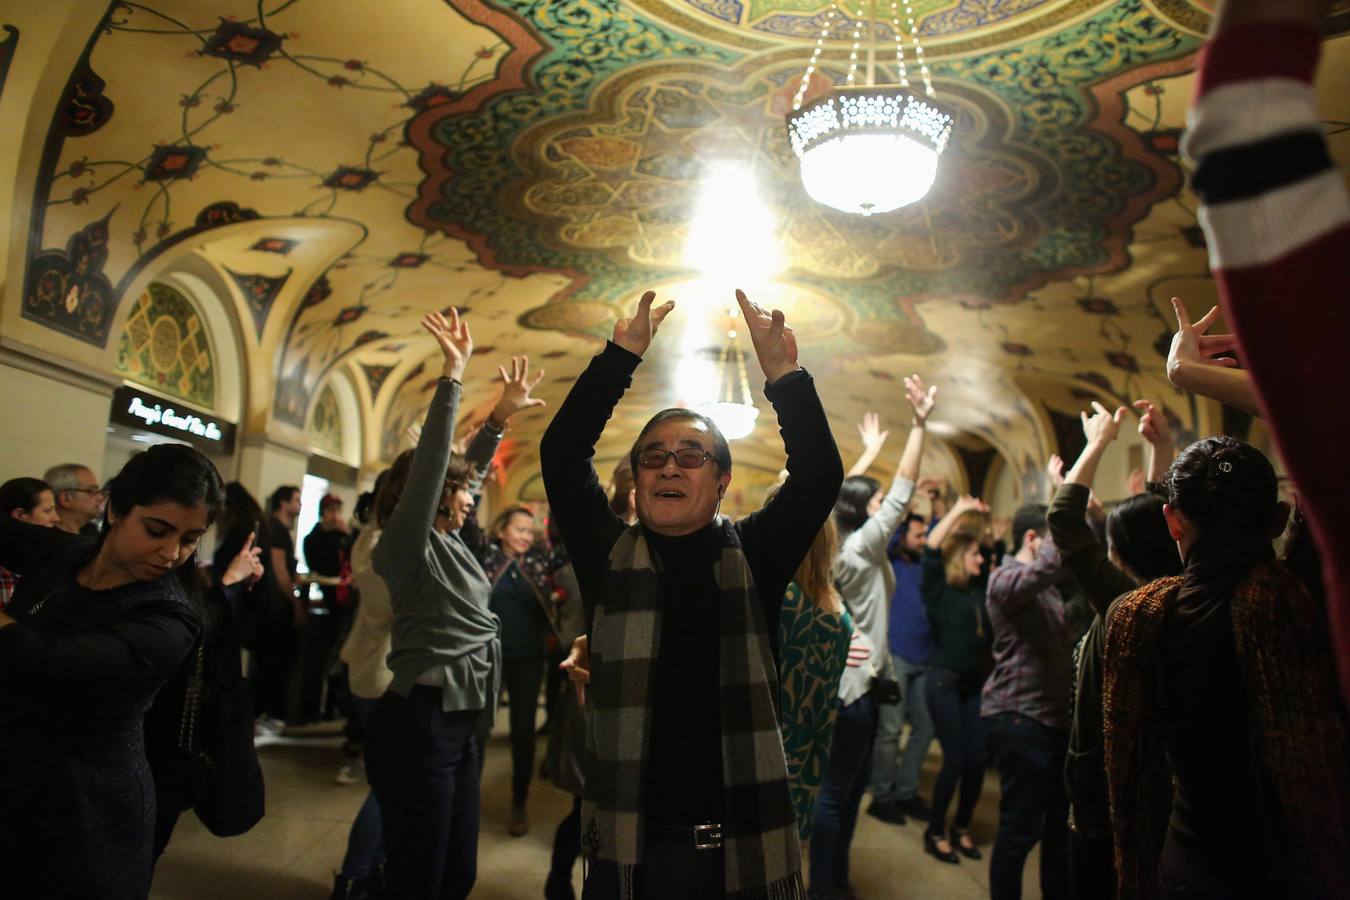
1104, 436, 1350, 900
0, 443, 225, 899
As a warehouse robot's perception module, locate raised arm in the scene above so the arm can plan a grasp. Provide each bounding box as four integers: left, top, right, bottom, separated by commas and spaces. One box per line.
1053, 403, 1140, 616
1165, 298, 1258, 415
1132, 399, 1175, 485
383, 311, 474, 547
735, 288, 844, 602
541, 292, 673, 622
987, 533, 1062, 614
847, 412, 889, 478
927, 494, 988, 551
844, 375, 935, 564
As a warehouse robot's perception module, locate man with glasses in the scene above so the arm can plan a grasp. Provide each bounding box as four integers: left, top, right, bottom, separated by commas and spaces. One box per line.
43, 463, 105, 536
541, 289, 842, 900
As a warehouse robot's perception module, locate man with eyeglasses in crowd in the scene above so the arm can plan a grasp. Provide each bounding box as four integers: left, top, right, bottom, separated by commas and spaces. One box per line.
541, 289, 842, 900
43, 463, 106, 536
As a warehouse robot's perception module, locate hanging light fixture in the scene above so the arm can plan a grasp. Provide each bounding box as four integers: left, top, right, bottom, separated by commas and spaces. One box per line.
786, 0, 955, 216
698, 309, 760, 440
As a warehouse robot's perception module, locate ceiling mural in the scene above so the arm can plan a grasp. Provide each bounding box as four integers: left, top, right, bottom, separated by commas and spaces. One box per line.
12, 0, 1350, 498
114, 282, 216, 409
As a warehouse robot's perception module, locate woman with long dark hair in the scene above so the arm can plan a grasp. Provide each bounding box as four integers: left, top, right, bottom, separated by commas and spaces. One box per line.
0, 443, 225, 899
921, 494, 994, 865
1105, 436, 1350, 899
363, 310, 543, 900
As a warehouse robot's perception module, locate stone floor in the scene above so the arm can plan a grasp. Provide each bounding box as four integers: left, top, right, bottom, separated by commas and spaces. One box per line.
150, 717, 1043, 899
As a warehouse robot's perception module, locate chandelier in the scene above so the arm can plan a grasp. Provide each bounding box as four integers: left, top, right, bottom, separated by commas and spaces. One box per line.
786, 1, 955, 216
698, 312, 760, 440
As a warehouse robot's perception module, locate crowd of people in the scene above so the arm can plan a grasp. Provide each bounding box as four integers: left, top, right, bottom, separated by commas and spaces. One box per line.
0, 0, 1347, 898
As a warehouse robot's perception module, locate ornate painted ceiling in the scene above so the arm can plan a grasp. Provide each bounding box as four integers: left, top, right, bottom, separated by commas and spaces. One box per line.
10, 0, 1350, 500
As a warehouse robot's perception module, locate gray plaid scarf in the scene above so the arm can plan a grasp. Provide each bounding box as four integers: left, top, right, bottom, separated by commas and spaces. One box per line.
582, 518, 804, 899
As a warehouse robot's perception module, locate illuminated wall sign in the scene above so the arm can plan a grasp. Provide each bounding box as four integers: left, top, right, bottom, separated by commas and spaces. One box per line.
110, 386, 236, 454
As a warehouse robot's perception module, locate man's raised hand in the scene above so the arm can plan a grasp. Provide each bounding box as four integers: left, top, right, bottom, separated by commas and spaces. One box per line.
613, 290, 675, 358
422, 309, 473, 382
735, 288, 800, 383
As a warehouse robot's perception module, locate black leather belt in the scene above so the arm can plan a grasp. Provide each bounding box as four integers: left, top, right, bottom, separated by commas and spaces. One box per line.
646, 821, 723, 850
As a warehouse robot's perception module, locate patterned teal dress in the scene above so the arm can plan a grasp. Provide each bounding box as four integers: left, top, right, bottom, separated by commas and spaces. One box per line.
778, 581, 854, 841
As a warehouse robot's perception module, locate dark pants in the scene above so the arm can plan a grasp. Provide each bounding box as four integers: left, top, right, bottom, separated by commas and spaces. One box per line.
582, 841, 726, 899
925, 668, 986, 838
366, 687, 481, 900
248, 609, 296, 721
986, 712, 1070, 900
1070, 830, 1115, 900
547, 795, 583, 898
503, 657, 545, 806
809, 694, 877, 899
340, 696, 385, 880
293, 608, 340, 723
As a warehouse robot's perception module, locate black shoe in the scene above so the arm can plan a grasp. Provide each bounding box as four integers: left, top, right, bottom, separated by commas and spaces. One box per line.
896, 794, 931, 821
951, 827, 982, 861
923, 832, 960, 865
865, 799, 907, 826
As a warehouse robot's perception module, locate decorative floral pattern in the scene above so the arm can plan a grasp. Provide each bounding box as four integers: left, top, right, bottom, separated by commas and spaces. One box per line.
114, 282, 215, 407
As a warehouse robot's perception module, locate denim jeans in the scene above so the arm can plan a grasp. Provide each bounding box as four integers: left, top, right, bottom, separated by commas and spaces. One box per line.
986, 711, 1069, 900
924, 668, 986, 838
367, 687, 481, 900
868, 657, 934, 804
808, 694, 877, 899
340, 695, 385, 880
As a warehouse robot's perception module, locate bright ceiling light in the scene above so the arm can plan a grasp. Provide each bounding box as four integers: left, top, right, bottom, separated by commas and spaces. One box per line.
700, 400, 760, 440
786, 1, 956, 216
683, 163, 783, 281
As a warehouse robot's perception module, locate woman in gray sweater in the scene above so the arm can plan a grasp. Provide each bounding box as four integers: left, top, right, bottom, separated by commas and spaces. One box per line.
364, 310, 544, 900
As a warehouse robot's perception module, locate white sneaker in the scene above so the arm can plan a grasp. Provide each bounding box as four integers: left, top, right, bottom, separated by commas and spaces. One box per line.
335, 760, 365, 785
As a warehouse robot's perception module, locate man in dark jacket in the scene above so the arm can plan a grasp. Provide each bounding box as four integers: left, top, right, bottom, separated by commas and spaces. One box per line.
542, 289, 842, 900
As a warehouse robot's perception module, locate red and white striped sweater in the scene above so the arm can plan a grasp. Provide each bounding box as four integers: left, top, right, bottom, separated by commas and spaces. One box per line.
1185, 23, 1350, 704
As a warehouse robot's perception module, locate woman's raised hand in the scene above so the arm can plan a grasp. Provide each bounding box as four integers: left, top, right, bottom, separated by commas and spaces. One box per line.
491, 355, 547, 425
1167, 297, 1239, 385
613, 290, 675, 358
735, 289, 799, 383
422, 309, 473, 382
952, 494, 990, 516
904, 374, 937, 426
1133, 399, 1173, 449
1080, 401, 1127, 447
857, 412, 890, 455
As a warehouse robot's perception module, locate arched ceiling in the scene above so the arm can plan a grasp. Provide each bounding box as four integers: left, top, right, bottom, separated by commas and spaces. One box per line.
14, 0, 1350, 498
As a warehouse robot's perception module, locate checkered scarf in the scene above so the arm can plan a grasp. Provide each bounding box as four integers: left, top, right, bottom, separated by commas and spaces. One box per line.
581, 518, 804, 900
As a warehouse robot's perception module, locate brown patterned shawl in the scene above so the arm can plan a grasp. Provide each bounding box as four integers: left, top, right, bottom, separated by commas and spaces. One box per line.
1103, 562, 1350, 900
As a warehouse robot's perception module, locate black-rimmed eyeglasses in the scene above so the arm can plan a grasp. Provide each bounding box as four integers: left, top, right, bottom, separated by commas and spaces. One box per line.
636, 449, 715, 470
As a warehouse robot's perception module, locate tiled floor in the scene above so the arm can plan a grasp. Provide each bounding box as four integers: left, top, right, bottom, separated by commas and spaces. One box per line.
150, 719, 1042, 899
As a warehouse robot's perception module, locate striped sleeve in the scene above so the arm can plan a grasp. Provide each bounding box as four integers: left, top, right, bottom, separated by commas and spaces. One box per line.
1184, 22, 1350, 706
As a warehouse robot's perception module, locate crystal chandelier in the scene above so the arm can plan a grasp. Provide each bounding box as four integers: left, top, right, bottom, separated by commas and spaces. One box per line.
786, 1, 955, 216
698, 313, 759, 440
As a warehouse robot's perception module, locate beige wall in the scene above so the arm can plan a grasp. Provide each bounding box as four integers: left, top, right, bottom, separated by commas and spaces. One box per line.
0, 345, 114, 483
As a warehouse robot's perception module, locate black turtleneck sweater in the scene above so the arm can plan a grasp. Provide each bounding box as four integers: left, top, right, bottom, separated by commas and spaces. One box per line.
540, 341, 843, 824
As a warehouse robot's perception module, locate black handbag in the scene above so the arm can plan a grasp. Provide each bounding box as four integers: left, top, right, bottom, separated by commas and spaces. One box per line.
170, 638, 266, 837
869, 675, 903, 705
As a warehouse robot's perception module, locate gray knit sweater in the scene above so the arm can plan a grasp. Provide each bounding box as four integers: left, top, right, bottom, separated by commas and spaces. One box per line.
373, 377, 502, 713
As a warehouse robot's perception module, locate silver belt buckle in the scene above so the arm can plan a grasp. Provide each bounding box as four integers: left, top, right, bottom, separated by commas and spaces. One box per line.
693, 823, 722, 850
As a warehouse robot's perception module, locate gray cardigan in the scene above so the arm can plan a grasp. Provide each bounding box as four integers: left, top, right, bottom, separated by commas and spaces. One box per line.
373, 377, 503, 713
834, 476, 916, 706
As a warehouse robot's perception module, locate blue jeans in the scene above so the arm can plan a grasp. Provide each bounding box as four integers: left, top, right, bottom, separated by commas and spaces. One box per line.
808, 694, 877, 899
367, 687, 481, 900
924, 669, 986, 838
340, 695, 384, 880
868, 657, 933, 804
987, 712, 1069, 900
